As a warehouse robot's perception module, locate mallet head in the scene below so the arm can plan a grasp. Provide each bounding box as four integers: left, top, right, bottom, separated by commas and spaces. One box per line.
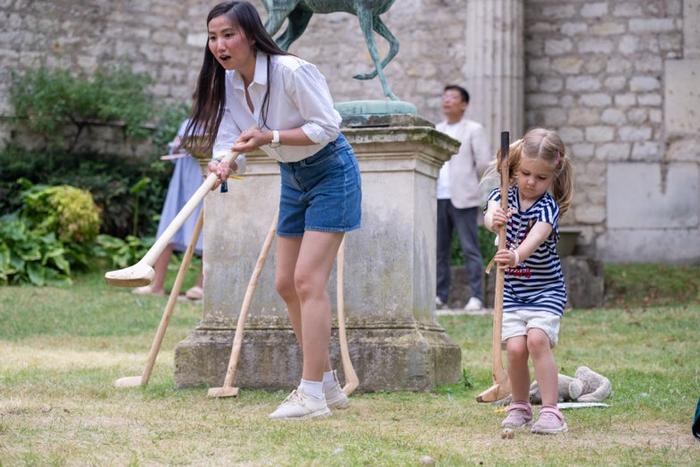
104, 262, 155, 287
114, 376, 144, 388
207, 386, 240, 398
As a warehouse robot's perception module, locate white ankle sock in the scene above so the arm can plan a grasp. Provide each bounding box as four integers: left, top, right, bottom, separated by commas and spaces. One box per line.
322, 370, 336, 390
299, 379, 323, 400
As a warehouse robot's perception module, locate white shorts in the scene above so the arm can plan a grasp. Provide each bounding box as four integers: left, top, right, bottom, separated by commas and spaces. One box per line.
501, 309, 561, 348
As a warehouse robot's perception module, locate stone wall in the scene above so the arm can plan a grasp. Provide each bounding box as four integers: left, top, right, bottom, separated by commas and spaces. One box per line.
1, 0, 698, 263
0, 0, 211, 154
0, 0, 465, 150
521, 0, 698, 263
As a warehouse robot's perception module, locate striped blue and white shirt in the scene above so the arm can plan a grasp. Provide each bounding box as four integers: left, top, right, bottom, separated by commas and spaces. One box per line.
488, 186, 567, 316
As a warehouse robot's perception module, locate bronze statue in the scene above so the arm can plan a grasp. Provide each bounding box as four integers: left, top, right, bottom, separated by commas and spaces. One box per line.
262, 0, 399, 100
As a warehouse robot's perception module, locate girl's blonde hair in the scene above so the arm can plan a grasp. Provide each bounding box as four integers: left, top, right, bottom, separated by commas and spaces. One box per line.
481, 128, 574, 215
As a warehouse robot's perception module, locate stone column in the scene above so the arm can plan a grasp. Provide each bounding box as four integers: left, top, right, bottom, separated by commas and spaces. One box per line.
464, 0, 524, 147
175, 115, 462, 391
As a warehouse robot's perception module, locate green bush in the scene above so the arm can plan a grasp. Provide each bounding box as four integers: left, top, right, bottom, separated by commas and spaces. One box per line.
151, 103, 190, 155
0, 147, 171, 238
21, 184, 101, 244
10, 67, 153, 150
0, 215, 72, 286
92, 234, 154, 269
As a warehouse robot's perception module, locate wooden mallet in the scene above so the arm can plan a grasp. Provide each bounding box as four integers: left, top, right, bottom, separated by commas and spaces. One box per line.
104, 151, 238, 288
336, 238, 359, 395
114, 210, 204, 388
207, 212, 278, 398
476, 131, 513, 403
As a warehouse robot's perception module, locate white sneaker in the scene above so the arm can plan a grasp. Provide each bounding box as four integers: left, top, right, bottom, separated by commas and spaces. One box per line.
268, 389, 331, 420
464, 297, 484, 311
435, 296, 448, 309
324, 371, 349, 409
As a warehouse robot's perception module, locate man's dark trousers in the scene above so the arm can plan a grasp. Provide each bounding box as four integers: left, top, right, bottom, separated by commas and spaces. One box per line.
436, 199, 484, 304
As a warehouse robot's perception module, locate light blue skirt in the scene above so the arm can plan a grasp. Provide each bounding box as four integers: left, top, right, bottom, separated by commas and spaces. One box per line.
156, 155, 204, 254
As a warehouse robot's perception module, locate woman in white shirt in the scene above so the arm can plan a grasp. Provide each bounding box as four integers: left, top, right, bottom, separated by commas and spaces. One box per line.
184, 1, 362, 420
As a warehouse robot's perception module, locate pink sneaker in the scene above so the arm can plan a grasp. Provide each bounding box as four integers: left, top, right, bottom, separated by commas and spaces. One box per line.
501, 401, 533, 428
532, 406, 568, 434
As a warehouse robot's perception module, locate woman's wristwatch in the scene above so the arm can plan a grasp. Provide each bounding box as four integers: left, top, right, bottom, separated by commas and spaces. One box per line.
270, 130, 281, 148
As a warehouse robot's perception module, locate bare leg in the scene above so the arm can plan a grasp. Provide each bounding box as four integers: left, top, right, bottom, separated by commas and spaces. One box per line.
295, 231, 344, 381
527, 328, 558, 406
275, 236, 303, 342
506, 336, 531, 402
275, 234, 338, 377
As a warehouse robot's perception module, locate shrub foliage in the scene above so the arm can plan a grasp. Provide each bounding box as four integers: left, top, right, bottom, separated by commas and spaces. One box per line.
10, 67, 154, 150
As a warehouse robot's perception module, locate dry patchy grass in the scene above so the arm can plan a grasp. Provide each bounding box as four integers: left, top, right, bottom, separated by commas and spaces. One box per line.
0, 272, 699, 465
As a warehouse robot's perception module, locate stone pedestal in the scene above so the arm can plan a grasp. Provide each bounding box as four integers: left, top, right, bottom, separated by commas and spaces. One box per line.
174, 116, 462, 391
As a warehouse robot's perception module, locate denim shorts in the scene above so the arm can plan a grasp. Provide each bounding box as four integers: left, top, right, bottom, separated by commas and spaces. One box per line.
277, 134, 362, 237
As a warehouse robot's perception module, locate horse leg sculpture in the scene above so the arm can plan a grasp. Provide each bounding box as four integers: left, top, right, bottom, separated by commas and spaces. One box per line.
275, 5, 313, 50
355, 7, 397, 100
263, 0, 299, 37
352, 16, 399, 81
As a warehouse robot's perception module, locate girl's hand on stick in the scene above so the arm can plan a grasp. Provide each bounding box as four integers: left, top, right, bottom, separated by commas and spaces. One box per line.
494, 248, 518, 268
491, 207, 512, 229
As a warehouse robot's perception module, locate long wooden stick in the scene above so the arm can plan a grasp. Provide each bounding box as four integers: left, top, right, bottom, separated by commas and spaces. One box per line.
105, 151, 238, 287
207, 212, 278, 398
336, 238, 359, 395
114, 210, 204, 388
476, 131, 512, 403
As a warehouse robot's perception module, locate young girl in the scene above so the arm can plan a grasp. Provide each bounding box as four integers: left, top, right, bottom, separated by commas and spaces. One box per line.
483, 128, 573, 434
184, 1, 361, 420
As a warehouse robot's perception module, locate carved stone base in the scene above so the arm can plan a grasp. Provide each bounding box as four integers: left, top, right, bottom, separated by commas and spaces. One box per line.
174, 320, 461, 392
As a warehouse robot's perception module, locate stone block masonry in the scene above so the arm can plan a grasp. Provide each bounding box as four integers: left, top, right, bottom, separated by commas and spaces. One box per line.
1, 0, 697, 262
0, 0, 212, 155
523, 0, 692, 261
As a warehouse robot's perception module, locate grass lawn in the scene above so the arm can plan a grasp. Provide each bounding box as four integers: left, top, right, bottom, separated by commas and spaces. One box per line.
1, 270, 698, 465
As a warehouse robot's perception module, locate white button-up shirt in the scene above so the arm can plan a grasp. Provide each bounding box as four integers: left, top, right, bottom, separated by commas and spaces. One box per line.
213, 52, 342, 163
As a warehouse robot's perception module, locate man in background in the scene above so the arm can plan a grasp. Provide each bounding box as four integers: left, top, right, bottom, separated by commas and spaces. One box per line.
435, 85, 492, 311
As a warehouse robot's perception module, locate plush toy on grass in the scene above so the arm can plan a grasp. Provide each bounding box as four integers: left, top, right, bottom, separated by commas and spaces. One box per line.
530, 366, 612, 403
499, 366, 612, 405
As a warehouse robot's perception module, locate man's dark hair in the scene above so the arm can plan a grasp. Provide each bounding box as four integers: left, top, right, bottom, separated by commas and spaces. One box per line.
443, 85, 469, 104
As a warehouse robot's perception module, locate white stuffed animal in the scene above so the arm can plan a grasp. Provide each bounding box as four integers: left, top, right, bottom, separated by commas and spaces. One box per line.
529, 366, 612, 404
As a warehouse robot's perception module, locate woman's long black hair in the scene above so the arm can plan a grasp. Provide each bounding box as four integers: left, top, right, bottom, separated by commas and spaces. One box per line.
184, 1, 288, 154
